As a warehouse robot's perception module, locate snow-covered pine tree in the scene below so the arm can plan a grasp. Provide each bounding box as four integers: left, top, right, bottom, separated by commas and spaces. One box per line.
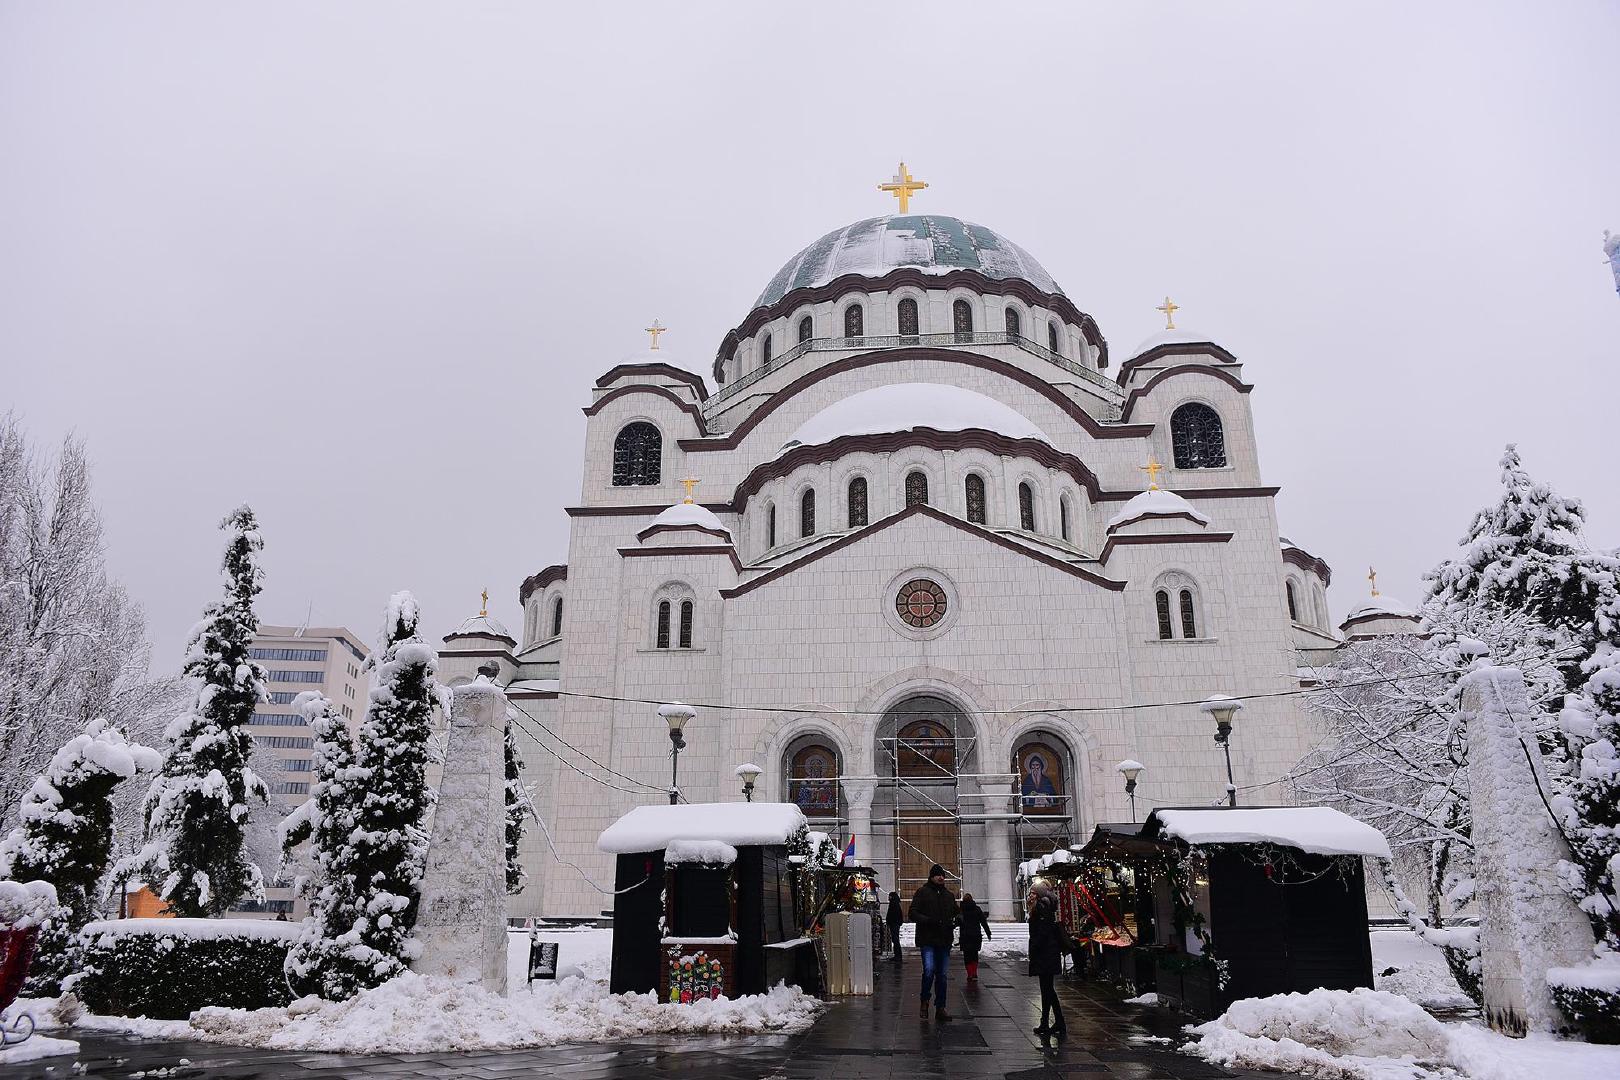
120, 506, 270, 916
1562, 592, 1620, 950
279, 690, 369, 998
504, 718, 528, 895
0, 718, 160, 993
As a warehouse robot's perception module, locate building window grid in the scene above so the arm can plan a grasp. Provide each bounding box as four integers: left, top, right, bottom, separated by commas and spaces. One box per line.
952, 298, 973, 339
965, 474, 986, 524
272, 782, 309, 795
1048, 321, 1061, 355
1179, 590, 1198, 638
797, 316, 812, 343
800, 488, 815, 538
898, 298, 919, 337
766, 504, 777, 548
249, 647, 328, 662
612, 422, 663, 486
905, 470, 929, 507
1286, 581, 1299, 622
844, 304, 864, 337
1154, 590, 1174, 640
551, 597, 564, 637
255, 735, 313, 749
847, 477, 868, 528
1005, 306, 1021, 336
656, 601, 672, 649
268, 670, 324, 684
252, 712, 307, 727
1059, 497, 1071, 541
1171, 403, 1228, 469
1018, 482, 1036, 532
678, 601, 694, 649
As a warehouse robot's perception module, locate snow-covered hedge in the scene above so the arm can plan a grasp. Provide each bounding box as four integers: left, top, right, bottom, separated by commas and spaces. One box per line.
75, 918, 299, 1019
1549, 955, 1620, 1044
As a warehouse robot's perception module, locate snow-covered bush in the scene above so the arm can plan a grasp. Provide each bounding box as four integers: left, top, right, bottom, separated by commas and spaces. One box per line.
74, 917, 298, 1019
0, 879, 58, 929
1549, 952, 1620, 1044
505, 717, 528, 895
120, 507, 270, 916
0, 718, 160, 993
1188, 987, 1453, 1077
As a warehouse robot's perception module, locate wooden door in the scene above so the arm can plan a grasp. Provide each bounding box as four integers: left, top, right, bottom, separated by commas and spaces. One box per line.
897, 815, 960, 913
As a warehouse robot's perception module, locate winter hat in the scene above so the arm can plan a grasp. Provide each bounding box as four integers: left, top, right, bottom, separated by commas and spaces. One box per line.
928, 864, 947, 880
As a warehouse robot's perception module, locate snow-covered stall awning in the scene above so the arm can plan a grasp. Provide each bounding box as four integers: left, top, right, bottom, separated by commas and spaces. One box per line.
1149, 807, 1392, 859
597, 802, 808, 855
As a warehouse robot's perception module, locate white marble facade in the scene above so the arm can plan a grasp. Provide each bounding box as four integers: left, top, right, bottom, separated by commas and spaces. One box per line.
438, 213, 1397, 920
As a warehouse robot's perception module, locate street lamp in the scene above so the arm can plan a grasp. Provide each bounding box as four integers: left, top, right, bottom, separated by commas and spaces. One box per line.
735, 762, 763, 802
658, 702, 696, 805
1115, 759, 1146, 822
1199, 695, 1245, 806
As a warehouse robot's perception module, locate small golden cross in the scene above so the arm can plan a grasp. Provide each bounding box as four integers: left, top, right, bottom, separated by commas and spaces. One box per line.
679, 476, 701, 504
878, 161, 928, 214
1156, 296, 1180, 331
1368, 567, 1379, 597
645, 319, 667, 350
480, 588, 489, 617
1140, 459, 1165, 491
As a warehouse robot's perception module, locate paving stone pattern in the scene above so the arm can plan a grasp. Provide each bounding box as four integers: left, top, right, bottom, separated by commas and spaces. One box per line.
10, 957, 1283, 1079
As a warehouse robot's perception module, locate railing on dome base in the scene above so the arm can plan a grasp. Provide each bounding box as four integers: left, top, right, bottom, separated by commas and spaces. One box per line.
708, 332, 1124, 416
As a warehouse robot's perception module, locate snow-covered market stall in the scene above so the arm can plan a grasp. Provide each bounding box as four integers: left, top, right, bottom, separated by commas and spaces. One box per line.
598, 802, 816, 1000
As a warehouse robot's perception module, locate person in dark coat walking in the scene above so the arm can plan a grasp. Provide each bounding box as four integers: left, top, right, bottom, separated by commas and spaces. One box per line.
885, 891, 904, 962
1026, 886, 1067, 1038
910, 864, 959, 1021
958, 893, 992, 985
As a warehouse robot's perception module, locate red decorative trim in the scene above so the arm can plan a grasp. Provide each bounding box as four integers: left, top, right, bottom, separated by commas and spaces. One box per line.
1105, 511, 1209, 534
595, 362, 709, 400
583, 385, 710, 433
1282, 546, 1334, 588
636, 523, 734, 543
684, 348, 1152, 453
1119, 365, 1253, 421
720, 504, 1124, 598
716, 267, 1110, 379
618, 545, 745, 573
508, 689, 559, 700
1116, 342, 1238, 385
519, 565, 568, 606
1098, 531, 1234, 565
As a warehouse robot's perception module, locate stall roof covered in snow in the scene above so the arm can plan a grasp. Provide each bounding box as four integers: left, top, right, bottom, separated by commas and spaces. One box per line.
754, 214, 1061, 309
597, 802, 808, 854
645, 501, 732, 537
1105, 488, 1211, 531
784, 383, 1045, 452
1150, 807, 1392, 859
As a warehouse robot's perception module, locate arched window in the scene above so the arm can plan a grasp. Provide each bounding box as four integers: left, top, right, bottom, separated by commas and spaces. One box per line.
1180, 589, 1198, 638
797, 315, 812, 344
1059, 496, 1071, 541
847, 477, 868, 528
1171, 403, 1228, 469
1048, 321, 1062, 355
761, 333, 774, 366
1154, 590, 1173, 640
550, 597, 563, 638
787, 741, 840, 815
611, 422, 661, 486
678, 600, 694, 649
766, 503, 777, 548
1005, 306, 1022, 337
953, 298, 973, 338
898, 297, 919, 337
1018, 482, 1036, 532
844, 304, 864, 338
1314, 585, 1328, 629
964, 473, 986, 524
656, 600, 672, 649
905, 470, 929, 507
800, 488, 816, 538
1286, 581, 1299, 622
1014, 738, 1069, 815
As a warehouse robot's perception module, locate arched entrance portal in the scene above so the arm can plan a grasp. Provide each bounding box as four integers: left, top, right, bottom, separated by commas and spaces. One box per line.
875, 695, 978, 904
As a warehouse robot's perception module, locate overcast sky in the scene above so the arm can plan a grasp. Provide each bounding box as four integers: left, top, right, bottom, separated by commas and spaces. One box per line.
3, 2, 1616, 669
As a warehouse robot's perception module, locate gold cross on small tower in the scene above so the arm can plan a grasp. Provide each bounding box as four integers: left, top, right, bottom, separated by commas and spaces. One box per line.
1140, 459, 1165, 491
1368, 566, 1379, 597
645, 319, 667, 350
678, 476, 701, 504
1156, 296, 1180, 331
480, 588, 489, 617
878, 161, 928, 214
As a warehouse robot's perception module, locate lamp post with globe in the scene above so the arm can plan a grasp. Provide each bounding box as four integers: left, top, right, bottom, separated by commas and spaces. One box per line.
659, 702, 696, 805
1115, 759, 1146, 822
1199, 695, 1245, 806
735, 762, 763, 802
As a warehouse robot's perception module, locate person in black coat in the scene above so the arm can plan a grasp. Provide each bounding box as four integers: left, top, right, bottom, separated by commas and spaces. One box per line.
885, 891, 904, 962
1026, 887, 1067, 1038
958, 893, 992, 985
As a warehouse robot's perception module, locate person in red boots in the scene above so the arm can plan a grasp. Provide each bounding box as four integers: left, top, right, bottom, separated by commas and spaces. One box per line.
958, 892, 992, 986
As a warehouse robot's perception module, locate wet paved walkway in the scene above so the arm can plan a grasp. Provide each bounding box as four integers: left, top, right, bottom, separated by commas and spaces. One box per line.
9, 954, 1279, 1079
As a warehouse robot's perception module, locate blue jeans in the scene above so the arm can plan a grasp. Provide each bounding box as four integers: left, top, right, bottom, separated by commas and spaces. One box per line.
919, 944, 950, 1006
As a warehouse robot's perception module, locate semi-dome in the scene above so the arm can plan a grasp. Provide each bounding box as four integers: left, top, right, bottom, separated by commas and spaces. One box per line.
754, 215, 1062, 310
783, 383, 1045, 451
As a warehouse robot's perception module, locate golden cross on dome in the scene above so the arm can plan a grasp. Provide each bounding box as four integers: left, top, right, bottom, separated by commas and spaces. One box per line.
1368, 566, 1379, 597
1140, 459, 1165, 491
878, 161, 928, 214
679, 476, 701, 504
480, 588, 489, 617
645, 319, 667, 350
1156, 296, 1180, 331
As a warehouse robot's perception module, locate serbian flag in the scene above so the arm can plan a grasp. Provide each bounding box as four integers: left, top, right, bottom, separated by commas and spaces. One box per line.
842, 835, 857, 865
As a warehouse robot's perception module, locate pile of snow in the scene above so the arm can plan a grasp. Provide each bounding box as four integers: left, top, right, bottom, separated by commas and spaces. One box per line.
645, 502, 731, 538
782, 383, 1045, 451
1152, 807, 1393, 859
0, 1032, 79, 1065
1105, 488, 1210, 531
1369, 930, 1475, 1012
598, 802, 807, 854
0, 879, 58, 928
1549, 951, 1620, 994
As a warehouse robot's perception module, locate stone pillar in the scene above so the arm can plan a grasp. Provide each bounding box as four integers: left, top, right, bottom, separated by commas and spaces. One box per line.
413, 674, 509, 993
843, 776, 878, 871
978, 772, 1019, 920
1462, 664, 1595, 1036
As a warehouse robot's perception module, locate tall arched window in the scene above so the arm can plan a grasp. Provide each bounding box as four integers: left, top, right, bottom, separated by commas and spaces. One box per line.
550, 597, 563, 637
1154, 590, 1173, 639
1286, 581, 1299, 622
1005, 306, 1022, 337
1048, 321, 1062, 355
898, 297, 919, 337
844, 304, 864, 337
1018, 482, 1036, 531
847, 477, 868, 528
612, 422, 662, 486
761, 333, 774, 366
678, 600, 694, 649
1171, 403, 1228, 469
800, 488, 816, 538
905, 470, 929, 507
766, 503, 777, 548
656, 600, 672, 649
1059, 496, 1071, 541
797, 315, 812, 343
964, 473, 986, 524
787, 741, 840, 815
952, 298, 973, 339
1179, 590, 1198, 638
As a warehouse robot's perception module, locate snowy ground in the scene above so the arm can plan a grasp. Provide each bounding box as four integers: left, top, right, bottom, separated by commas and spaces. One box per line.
1370, 928, 1476, 1012
894, 919, 1029, 959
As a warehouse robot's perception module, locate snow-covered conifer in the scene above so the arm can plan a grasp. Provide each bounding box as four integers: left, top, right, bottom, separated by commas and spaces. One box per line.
1562, 598, 1620, 950
120, 506, 269, 916
504, 718, 528, 895
0, 718, 160, 992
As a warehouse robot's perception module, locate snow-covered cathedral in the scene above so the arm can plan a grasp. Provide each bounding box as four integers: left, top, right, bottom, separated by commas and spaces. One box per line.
438, 181, 1421, 920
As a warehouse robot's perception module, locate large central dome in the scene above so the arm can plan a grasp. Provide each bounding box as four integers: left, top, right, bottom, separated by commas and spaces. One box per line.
754, 214, 1062, 310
